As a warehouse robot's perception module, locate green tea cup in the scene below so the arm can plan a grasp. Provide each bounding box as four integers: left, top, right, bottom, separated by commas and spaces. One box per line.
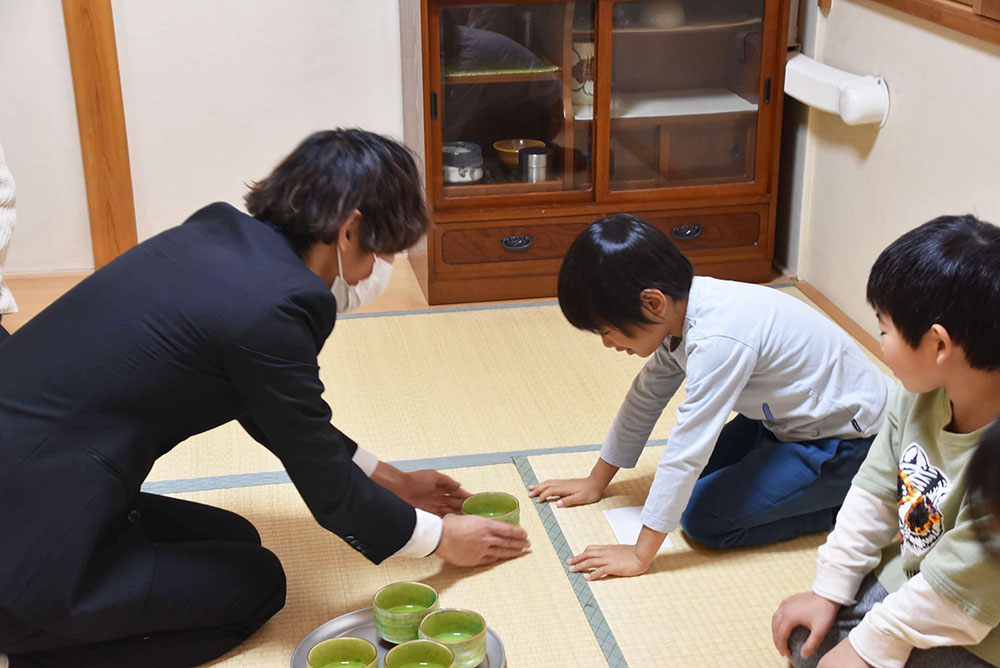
373, 581, 439, 643
306, 637, 378, 668
461, 491, 519, 525
384, 638, 455, 668
418, 608, 487, 668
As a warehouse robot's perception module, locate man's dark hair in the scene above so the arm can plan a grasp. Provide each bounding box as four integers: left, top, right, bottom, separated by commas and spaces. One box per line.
245, 129, 429, 255
558, 214, 693, 335
866, 214, 1000, 370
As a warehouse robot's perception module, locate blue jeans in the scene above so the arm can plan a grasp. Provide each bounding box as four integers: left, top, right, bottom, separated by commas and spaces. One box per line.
679, 415, 874, 549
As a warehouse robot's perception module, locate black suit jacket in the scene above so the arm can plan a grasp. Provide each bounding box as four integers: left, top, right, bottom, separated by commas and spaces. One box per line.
0, 203, 415, 633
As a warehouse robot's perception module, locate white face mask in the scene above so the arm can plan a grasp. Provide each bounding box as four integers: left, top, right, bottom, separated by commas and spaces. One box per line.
331, 246, 393, 314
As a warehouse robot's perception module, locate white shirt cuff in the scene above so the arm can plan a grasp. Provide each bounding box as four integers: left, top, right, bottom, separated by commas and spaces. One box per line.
392, 509, 443, 558
351, 446, 379, 477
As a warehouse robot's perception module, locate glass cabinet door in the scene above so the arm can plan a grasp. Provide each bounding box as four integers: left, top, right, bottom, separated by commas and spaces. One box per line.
436, 2, 595, 200
607, 0, 765, 191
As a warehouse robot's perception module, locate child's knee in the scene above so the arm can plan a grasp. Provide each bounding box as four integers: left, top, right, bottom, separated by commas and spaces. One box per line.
787, 626, 821, 668
679, 511, 740, 550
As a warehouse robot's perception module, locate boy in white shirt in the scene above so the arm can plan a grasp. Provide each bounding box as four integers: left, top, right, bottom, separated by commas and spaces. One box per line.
529, 214, 893, 579
772, 214, 1000, 668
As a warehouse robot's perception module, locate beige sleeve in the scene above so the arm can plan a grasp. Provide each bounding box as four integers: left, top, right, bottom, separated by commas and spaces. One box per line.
849, 573, 994, 668
813, 485, 899, 605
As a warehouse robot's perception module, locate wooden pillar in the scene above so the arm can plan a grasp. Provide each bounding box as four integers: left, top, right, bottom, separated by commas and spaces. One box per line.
62, 0, 137, 268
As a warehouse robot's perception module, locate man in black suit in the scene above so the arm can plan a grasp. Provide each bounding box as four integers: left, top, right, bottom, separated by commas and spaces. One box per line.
0, 129, 529, 668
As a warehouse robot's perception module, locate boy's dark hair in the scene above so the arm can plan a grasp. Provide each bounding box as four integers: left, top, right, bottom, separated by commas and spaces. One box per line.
245, 129, 429, 256
969, 420, 1000, 554
866, 214, 1000, 370
558, 214, 693, 335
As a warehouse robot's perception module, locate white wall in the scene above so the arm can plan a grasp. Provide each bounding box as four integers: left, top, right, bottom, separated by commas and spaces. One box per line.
1, 0, 405, 274
781, 0, 1000, 337
0, 1, 92, 273
113, 0, 405, 241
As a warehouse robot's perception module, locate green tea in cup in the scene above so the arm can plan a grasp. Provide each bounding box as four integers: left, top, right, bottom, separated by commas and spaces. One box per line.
384, 638, 455, 668
418, 608, 487, 668
306, 637, 378, 668
373, 581, 440, 643
461, 491, 519, 525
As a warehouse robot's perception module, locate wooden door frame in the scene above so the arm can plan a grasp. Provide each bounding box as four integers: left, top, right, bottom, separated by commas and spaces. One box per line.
62, 0, 137, 269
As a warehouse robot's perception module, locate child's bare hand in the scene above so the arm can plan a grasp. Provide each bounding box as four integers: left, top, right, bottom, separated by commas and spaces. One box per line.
528, 476, 603, 507
567, 544, 652, 580
771, 591, 840, 659
817, 638, 871, 668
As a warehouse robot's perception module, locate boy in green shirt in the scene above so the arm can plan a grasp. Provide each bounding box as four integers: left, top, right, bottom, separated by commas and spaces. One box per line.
772, 214, 1000, 668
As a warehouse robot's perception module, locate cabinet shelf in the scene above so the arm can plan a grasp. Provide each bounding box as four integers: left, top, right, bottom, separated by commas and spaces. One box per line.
442, 162, 563, 198
443, 64, 560, 85
574, 88, 757, 123
572, 16, 760, 39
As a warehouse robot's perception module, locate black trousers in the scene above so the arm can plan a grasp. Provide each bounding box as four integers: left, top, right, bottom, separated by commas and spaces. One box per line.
3, 494, 286, 668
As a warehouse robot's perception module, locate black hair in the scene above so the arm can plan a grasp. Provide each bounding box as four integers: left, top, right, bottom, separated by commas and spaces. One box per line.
866, 214, 1000, 370
245, 129, 429, 256
557, 214, 693, 335
969, 420, 1000, 554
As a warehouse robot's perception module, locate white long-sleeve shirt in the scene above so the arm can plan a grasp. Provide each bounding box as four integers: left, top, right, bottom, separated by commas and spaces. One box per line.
352, 446, 442, 558
814, 485, 993, 668
600, 276, 894, 534
0, 140, 16, 315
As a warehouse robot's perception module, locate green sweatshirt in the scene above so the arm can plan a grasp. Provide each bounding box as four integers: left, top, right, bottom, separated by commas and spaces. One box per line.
853, 386, 1000, 665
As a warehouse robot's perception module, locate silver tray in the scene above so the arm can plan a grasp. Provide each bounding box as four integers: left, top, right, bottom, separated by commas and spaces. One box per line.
291, 607, 506, 668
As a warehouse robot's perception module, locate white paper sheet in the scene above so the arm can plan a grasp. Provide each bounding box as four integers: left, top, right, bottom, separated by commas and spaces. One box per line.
602, 506, 674, 549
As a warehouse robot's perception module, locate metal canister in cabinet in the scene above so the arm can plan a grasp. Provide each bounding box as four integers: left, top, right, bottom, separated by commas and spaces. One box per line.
518, 146, 553, 183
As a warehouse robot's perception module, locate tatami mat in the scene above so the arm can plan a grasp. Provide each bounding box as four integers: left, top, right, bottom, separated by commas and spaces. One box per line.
181, 463, 607, 668
148, 284, 888, 485
528, 447, 822, 668
148, 303, 683, 482
132, 283, 885, 667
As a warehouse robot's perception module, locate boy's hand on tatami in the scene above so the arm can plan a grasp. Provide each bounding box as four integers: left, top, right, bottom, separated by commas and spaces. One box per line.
815, 638, 871, 668
771, 591, 841, 659
528, 476, 604, 507
566, 544, 652, 580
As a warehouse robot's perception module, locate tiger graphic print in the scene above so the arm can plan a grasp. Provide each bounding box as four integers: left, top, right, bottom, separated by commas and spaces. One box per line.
897, 443, 950, 556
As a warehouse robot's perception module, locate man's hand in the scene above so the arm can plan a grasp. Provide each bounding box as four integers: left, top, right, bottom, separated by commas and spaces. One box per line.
434, 514, 530, 567
817, 638, 871, 668
567, 544, 653, 580
528, 457, 619, 507
771, 591, 841, 659
372, 462, 470, 517
395, 469, 470, 517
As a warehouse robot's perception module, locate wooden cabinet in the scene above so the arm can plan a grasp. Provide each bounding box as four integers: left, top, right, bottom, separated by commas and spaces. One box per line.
400, 0, 791, 304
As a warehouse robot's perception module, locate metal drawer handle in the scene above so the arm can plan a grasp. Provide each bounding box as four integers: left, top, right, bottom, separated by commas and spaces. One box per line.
500, 235, 533, 251
671, 224, 703, 240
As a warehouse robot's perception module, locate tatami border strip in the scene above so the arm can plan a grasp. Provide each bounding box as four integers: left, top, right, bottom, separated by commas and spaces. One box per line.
141, 440, 671, 495
335, 282, 794, 321
339, 300, 558, 319
513, 455, 629, 668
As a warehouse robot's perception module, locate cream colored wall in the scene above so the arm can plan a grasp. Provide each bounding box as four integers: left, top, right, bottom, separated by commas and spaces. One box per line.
113, 0, 405, 241
781, 0, 1000, 337
0, 1, 93, 273
2, 1, 405, 275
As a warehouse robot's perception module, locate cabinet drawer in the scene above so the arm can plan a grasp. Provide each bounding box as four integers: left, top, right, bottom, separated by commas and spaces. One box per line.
643, 211, 761, 250
441, 221, 591, 265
